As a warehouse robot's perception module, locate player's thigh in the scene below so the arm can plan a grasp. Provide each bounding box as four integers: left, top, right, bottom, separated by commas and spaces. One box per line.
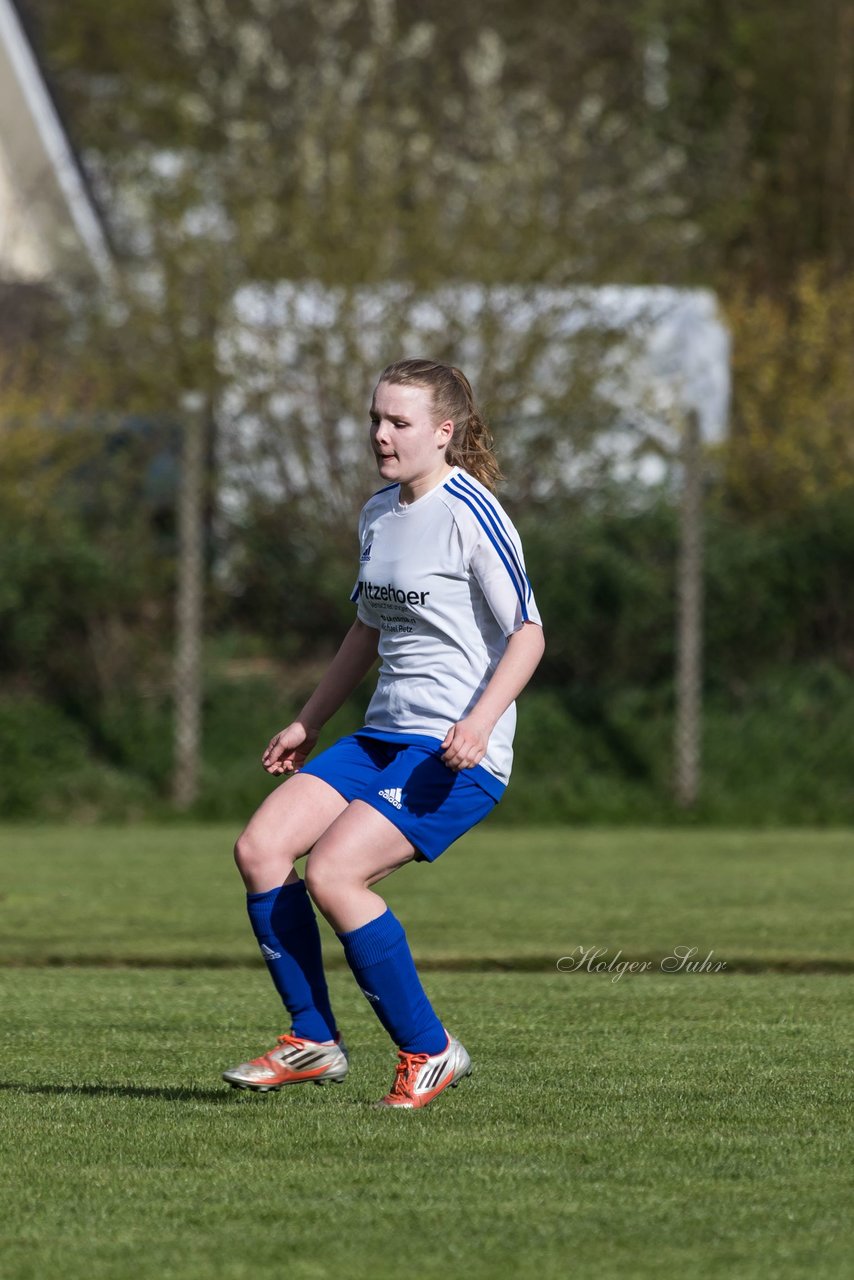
235, 773, 349, 869
304, 799, 416, 895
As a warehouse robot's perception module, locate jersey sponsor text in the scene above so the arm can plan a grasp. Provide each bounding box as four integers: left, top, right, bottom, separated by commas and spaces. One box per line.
358, 581, 431, 606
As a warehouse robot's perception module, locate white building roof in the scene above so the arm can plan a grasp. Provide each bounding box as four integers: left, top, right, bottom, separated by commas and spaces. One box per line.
0, 0, 111, 282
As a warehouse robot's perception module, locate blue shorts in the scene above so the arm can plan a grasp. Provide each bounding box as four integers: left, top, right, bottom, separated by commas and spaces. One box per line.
298, 732, 500, 862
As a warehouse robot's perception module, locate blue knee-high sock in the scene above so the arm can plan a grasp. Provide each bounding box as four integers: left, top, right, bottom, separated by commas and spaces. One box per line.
337, 908, 446, 1054
246, 881, 337, 1043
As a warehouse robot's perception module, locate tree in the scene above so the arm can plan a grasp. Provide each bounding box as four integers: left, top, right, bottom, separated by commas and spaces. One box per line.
0, 326, 175, 741
645, 0, 854, 289
25, 0, 699, 285
723, 267, 854, 515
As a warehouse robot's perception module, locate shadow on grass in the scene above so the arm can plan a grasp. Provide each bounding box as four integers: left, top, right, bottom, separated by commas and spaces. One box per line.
0, 1081, 408, 1111
0, 1081, 257, 1103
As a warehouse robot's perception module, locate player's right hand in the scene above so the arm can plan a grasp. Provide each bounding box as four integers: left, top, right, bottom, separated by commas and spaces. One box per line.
262, 723, 319, 775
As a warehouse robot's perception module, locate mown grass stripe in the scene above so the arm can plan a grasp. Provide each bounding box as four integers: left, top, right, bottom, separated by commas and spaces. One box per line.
3, 969, 853, 1280
2, 953, 854, 973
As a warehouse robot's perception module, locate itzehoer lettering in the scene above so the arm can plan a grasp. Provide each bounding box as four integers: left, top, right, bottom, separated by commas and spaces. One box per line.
359, 581, 430, 606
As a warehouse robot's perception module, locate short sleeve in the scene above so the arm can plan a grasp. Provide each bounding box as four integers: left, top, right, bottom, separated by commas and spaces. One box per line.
350, 506, 366, 610
450, 482, 542, 637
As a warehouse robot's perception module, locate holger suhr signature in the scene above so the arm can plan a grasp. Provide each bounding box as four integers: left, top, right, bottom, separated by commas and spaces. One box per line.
556, 945, 728, 982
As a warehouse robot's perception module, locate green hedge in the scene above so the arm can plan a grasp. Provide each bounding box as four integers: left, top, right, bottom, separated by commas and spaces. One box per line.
0, 696, 155, 821
2, 663, 852, 824
3, 484, 854, 824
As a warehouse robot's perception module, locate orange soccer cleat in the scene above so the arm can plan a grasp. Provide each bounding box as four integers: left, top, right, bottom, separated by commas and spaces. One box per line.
377, 1033, 471, 1109
222, 1032, 349, 1091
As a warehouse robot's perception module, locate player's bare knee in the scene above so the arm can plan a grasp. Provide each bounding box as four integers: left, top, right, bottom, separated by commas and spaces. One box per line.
233, 829, 274, 883
233, 830, 249, 871
304, 857, 351, 915
303, 857, 327, 905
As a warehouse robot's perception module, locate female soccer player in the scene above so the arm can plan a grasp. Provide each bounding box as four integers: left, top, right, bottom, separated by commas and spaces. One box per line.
223, 359, 544, 1108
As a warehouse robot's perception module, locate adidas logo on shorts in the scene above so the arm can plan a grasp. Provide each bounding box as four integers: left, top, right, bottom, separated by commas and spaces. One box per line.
378, 787, 403, 809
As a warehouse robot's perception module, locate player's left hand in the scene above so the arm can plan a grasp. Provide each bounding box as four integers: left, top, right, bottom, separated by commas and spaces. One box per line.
440, 718, 490, 771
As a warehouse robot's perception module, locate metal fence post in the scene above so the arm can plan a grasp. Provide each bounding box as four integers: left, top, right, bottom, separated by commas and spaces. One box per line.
675, 407, 703, 808
173, 390, 206, 810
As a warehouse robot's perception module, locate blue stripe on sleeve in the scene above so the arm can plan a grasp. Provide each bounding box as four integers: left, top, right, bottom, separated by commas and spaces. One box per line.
445, 485, 529, 621
447, 476, 532, 603
452, 475, 533, 602
350, 582, 361, 602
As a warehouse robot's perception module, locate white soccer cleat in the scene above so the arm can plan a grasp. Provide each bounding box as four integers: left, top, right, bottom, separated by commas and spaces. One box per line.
377, 1032, 471, 1109
222, 1032, 349, 1091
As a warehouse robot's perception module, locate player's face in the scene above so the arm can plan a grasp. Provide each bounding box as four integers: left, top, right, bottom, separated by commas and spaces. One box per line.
369, 381, 454, 499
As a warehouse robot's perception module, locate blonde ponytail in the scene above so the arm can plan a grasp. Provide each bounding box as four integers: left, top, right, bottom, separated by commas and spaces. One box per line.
444, 366, 503, 491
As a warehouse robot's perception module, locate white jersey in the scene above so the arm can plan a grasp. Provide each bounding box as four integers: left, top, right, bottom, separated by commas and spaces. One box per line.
350, 465, 542, 789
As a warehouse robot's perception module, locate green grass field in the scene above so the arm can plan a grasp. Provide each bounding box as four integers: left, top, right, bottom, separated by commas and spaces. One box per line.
1, 826, 852, 1279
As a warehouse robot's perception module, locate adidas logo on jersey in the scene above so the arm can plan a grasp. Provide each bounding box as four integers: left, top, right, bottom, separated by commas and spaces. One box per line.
360, 541, 372, 563
378, 787, 403, 809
